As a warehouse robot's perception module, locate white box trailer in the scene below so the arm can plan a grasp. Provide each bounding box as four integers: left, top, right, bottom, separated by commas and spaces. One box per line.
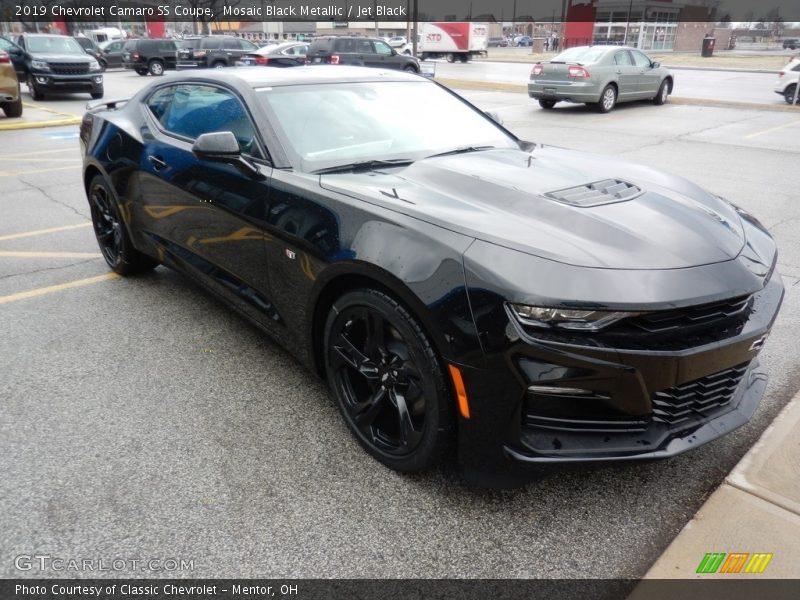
418, 22, 489, 62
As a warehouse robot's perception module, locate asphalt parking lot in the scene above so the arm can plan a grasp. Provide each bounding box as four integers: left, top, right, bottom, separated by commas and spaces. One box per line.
1, 69, 799, 580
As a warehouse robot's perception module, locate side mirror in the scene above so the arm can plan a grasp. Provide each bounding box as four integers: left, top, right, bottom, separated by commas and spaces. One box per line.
390, 49, 397, 56
192, 131, 265, 179
652, 61, 660, 68
484, 110, 503, 126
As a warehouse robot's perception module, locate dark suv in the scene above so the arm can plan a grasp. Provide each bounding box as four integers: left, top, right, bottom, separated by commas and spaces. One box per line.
176, 36, 259, 70
783, 38, 799, 50
306, 37, 420, 72
13, 34, 103, 100
122, 39, 180, 76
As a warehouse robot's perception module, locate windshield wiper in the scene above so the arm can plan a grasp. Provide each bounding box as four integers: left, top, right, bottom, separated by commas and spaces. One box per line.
424, 145, 496, 159
312, 159, 414, 175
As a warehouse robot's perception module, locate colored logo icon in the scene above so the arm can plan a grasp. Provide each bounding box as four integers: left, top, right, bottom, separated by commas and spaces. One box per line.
696, 552, 773, 574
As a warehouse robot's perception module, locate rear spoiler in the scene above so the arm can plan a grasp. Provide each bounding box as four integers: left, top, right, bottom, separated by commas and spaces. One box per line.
85, 97, 130, 112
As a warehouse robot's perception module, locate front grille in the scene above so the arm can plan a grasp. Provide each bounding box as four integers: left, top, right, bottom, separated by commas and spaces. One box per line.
651, 362, 750, 426
49, 63, 90, 75
627, 295, 752, 334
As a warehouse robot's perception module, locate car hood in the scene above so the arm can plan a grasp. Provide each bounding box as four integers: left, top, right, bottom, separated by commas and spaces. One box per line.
320, 146, 745, 270
29, 53, 93, 63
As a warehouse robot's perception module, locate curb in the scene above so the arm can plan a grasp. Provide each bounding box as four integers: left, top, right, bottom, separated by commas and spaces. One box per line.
434, 77, 799, 113
0, 103, 81, 131
639, 389, 800, 580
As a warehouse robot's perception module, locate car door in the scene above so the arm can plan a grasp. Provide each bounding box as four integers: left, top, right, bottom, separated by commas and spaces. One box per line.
631, 49, 661, 97
0, 37, 26, 76
355, 39, 382, 68
283, 44, 307, 66
373, 39, 401, 69
103, 40, 123, 68
612, 50, 639, 101
136, 83, 280, 326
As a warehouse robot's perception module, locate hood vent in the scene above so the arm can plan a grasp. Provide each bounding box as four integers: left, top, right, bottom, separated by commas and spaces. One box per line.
545, 179, 643, 208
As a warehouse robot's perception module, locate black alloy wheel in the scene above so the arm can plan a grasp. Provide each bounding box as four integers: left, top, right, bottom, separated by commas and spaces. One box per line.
88, 175, 158, 275
324, 289, 452, 472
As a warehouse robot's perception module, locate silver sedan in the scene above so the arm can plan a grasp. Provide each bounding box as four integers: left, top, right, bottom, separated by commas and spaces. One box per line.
528, 45, 673, 112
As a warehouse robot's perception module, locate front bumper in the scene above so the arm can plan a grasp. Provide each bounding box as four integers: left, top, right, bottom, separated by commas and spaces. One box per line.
528, 80, 601, 103
456, 267, 784, 486
30, 72, 102, 92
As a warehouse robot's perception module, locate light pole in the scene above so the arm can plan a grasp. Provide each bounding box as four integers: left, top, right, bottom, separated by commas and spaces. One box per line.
624, 0, 634, 45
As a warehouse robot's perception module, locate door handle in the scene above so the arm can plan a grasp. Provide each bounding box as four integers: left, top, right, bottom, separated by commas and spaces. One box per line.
148, 155, 168, 171
615, 69, 621, 74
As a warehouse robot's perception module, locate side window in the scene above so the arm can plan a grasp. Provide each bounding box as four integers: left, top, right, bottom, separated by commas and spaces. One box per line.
614, 51, 633, 66
631, 51, 652, 68
374, 41, 393, 56
203, 38, 222, 50
356, 40, 373, 54
146, 86, 176, 124
0, 37, 14, 51
335, 39, 356, 53
222, 38, 241, 51
159, 41, 175, 53
153, 84, 263, 158
241, 40, 258, 52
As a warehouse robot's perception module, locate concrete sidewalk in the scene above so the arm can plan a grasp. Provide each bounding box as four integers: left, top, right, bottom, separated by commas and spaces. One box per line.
642, 390, 800, 579
0, 102, 81, 131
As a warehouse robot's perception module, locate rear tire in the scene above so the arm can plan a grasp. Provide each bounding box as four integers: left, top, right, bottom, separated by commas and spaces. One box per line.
148, 60, 164, 76
135, 68, 148, 76
87, 175, 159, 275
212, 61, 226, 69
446, 53, 456, 63
459, 53, 468, 63
653, 80, 669, 105
2, 89, 22, 117
596, 84, 617, 113
324, 289, 453, 473
785, 84, 798, 105
538, 99, 557, 109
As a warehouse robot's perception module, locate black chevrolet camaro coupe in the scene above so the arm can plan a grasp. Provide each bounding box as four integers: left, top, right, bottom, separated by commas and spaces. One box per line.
80, 67, 783, 486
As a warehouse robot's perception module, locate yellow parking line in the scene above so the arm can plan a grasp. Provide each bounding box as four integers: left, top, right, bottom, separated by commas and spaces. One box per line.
0, 164, 80, 176
0, 223, 91, 242
0, 273, 119, 305
21, 102, 81, 118
744, 119, 800, 139
0, 251, 100, 258
0, 117, 81, 131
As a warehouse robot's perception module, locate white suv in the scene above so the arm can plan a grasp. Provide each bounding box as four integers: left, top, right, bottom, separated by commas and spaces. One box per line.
774, 58, 800, 104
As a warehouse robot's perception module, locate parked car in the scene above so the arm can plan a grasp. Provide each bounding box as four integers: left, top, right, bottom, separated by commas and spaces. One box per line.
122, 38, 180, 76
774, 57, 800, 104
12, 34, 103, 100
388, 36, 407, 48
73, 36, 105, 70
782, 38, 798, 50
176, 36, 259, 69
514, 36, 533, 47
98, 39, 125, 69
0, 49, 22, 117
239, 42, 308, 67
80, 66, 782, 485
488, 37, 508, 48
305, 37, 420, 72
529, 45, 673, 112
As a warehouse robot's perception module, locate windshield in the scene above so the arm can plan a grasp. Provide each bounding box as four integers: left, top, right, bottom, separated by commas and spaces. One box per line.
27, 36, 85, 54
257, 81, 517, 172
551, 46, 608, 64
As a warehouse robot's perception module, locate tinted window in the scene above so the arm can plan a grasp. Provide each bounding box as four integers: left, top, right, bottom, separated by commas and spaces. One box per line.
158, 40, 176, 53
124, 41, 137, 52
334, 39, 357, 53
356, 40, 373, 53
614, 51, 633, 66
26, 36, 85, 54
631, 50, 652, 68
222, 38, 241, 51
551, 46, 608, 64
201, 38, 222, 50
0, 37, 16, 52
152, 84, 262, 157
181, 39, 201, 50
241, 40, 258, 51
374, 41, 393, 55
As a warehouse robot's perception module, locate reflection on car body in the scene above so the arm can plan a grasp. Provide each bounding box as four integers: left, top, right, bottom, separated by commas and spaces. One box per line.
80, 67, 782, 487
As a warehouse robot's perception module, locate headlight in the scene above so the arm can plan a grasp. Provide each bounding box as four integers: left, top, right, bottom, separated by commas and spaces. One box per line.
88, 60, 101, 71
30, 60, 50, 71
508, 303, 642, 331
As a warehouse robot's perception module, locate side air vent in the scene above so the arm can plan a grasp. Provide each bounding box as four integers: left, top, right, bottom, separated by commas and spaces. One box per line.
545, 179, 643, 207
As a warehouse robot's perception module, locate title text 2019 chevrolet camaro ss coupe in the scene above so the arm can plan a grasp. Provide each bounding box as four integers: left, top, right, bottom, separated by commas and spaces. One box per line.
80, 67, 783, 486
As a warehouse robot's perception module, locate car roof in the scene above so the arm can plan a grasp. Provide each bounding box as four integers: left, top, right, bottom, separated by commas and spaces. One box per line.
157, 65, 423, 89
22, 34, 69, 39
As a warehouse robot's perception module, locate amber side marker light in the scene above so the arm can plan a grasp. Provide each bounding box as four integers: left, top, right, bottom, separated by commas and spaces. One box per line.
448, 364, 471, 419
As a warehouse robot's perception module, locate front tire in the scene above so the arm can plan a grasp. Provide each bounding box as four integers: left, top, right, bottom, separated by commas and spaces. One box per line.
212, 61, 226, 69
596, 84, 617, 113
87, 175, 158, 275
135, 68, 148, 76
538, 98, 557, 109
446, 53, 456, 63
403, 64, 419, 73
324, 289, 453, 473
27, 75, 43, 101
653, 80, 669, 105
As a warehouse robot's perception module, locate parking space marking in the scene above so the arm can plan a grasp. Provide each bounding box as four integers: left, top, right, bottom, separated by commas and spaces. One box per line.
0, 164, 80, 177
0, 273, 119, 305
744, 119, 800, 139
21, 102, 81, 118
0, 223, 91, 242
0, 251, 100, 259
0, 157, 80, 163
0, 117, 81, 131
0, 148, 76, 158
